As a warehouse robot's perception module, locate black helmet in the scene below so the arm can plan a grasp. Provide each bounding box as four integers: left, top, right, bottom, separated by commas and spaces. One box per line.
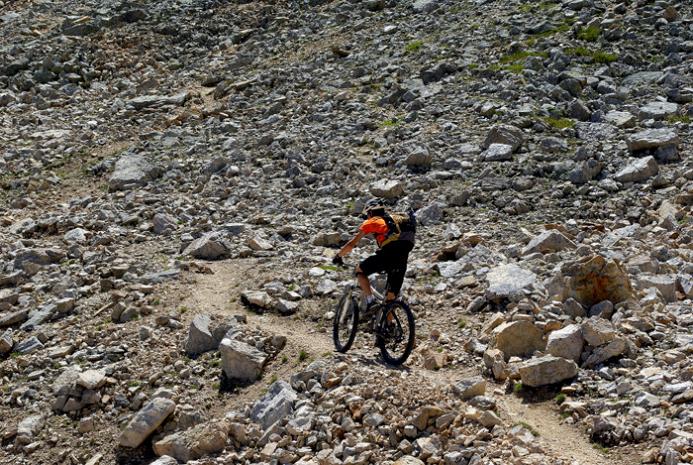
362, 198, 385, 217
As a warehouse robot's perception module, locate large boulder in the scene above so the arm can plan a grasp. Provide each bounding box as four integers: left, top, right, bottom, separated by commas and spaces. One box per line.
109, 152, 161, 191
546, 324, 583, 362
491, 321, 545, 361
561, 255, 633, 307
522, 230, 576, 255
485, 264, 537, 302
119, 398, 176, 448
220, 338, 267, 383
481, 124, 524, 152
638, 274, 677, 302
519, 356, 578, 387
250, 380, 297, 429
614, 156, 659, 183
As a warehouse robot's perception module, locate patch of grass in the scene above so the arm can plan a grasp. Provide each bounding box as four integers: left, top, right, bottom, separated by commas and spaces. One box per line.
178, 306, 189, 314
567, 46, 591, 57
405, 39, 424, 53
281, 355, 288, 364
555, 393, 567, 405
668, 115, 692, 124
577, 25, 600, 42
212, 381, 220, 390
593, 51, 618, 63
592, 443, 610, 454
298, 350, 309, 362
542, 116, 575, 129
514, 421, 540, 436
518, 1, 556, 13
457, 318, 467, 329
506, 63, 524, 74
513, 382, 524, 393
380, 118, 401, 128
127, 380, 140, 387
269, 374, 278, 384
319, 264, 339, 272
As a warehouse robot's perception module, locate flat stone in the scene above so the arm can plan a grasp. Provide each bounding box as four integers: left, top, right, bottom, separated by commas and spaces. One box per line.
481, 125, 524, 152
220, 338, 267, 383
522, 230, 575, 255
582, 318, 616, 347
626, 128, 680, 153
14, 336, 43, 354
370, 179, 404, 199
109, 152, 160, 191
119, 398, 176, 448
128, 92, 189, 110
452, 377, 486, 400
77, 370, 106, 390
583, 338, 627, 367
614, 156, 659, 183
519, 355, 578, 387
481, 143, 513, 161
639, 274, 677, 302
185, 233, 229, 260
486, 264, 537, 302
0, 309, 28, 327
603, 110, 635, 128
638, 101, 678, 120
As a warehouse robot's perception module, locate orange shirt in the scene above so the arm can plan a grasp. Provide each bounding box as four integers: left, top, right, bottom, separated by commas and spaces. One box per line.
360, 217, 389, 246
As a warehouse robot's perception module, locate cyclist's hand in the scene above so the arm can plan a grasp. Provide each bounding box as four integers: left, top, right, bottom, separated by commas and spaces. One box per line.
332, 254, 344, 266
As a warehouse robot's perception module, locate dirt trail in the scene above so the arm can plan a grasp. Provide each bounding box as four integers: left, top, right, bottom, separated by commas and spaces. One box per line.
179, 258, 640, 464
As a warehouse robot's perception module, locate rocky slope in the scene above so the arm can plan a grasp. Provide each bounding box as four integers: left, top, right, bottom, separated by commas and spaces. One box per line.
1, 0, 692, 464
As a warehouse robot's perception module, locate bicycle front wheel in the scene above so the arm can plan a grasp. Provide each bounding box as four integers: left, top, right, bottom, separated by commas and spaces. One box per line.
376, 301, 415, 365
332, 289, 359, 353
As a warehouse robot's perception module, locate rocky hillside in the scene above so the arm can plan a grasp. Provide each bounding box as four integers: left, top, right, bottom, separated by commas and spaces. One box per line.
1, 0, 692, 464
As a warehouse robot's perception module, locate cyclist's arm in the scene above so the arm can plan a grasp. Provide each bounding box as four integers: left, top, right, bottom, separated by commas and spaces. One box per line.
337, 231, 365, 257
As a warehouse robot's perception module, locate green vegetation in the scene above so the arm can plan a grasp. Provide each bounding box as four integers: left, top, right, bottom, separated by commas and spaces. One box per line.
668, 114, 692, 124
319, 264, 340, 272
577, 25, 600, 42
298, 350, 309, 362
281, 355, 288, 364
514, 421, 540, 436
555, 393, 567, 405
269, 374, 278, 384
513, 382, 524, 393
566, 47, 618, 63
505, 63, 524, 74
592, 443, 610, 454
381, 118, 401, 128
212, 381, 220, 390
542, 116, 576, 129
405, 39, 424, 53
518, 1, 556, 13
457, 318, 467, 329
593, 51, 618, 63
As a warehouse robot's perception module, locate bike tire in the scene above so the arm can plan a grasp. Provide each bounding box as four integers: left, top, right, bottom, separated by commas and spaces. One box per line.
332, 288, 359, 353
376, 301, 415, 366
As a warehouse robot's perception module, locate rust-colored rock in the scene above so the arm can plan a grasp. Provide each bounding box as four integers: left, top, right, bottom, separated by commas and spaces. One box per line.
561, 255, 633, 307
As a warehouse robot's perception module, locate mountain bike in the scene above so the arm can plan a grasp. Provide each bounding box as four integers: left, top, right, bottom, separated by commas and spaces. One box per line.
332, 273, 415, 366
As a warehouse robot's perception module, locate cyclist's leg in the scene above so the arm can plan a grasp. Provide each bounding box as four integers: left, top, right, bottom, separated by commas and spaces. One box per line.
384, 242, 412, 302
357, 252, 387, 299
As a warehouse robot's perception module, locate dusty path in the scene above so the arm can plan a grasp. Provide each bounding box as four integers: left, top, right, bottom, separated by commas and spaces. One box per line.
178, 258, 641, 464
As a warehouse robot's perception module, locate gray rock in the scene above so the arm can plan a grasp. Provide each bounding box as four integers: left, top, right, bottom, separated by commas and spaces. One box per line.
250, 380, 297, 429
491, 321, 545, 360
588, 300, 614, 319
0, 329, 13, 353
16, 414, 44, 445
638, 101, 678, 120
481, 125, 524, 152
485, 264, 537, 302
0, 309, 29, 328
240, 290, 273, 311
546, 324, 583, 362
119, 398, 176, 448
569, 159, 602, 184
64, 228, 87, 244
185, 233, 229, 260
452, 377, 486, 400
109, 152, 161, 191
412, 0, 439, 13
149, 457, 179, 465
153, 213, 177, 235
184, 314, 217, 355
370, 179, 405, 199
404, 145, 432, 168
603, 110, 635, 128
416, 203, 443, 225
220, 338, 267, 383
614, 156, 658, 183
313, 232, 342, 247
562, 298, 586, 318
639, 274, 677, 302
622, 71, 663, 87
626, 129, 679, 153
519, 356, 578, 387
14, 336, 43, 354
128, 92, 189, 110
394, 456, 425, 465
77, 370, 106, 390
583, 338, 627, 367
522, 230, 575, 255
481, 143, 513, 161
582, 318, 616, 347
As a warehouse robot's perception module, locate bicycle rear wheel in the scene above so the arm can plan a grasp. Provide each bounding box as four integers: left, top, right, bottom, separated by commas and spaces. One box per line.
376, 301, 415, 365
332, 288, 359, 353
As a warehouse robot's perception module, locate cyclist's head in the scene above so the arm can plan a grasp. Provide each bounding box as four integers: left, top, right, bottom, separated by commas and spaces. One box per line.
363, 198, 385, 218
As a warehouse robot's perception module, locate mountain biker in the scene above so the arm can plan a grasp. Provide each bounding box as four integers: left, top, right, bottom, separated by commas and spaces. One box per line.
332, 199, 415, 309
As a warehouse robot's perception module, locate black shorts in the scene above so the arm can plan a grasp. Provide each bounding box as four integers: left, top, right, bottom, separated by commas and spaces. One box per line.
359, 241, 414, 296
